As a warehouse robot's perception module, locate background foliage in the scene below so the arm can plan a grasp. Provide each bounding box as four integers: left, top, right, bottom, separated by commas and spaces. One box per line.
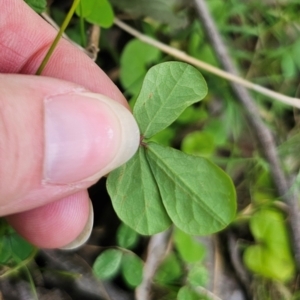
1, 0, 300, 299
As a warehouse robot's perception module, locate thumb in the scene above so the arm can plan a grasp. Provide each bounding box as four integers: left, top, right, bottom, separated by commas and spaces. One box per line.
0, 74, 140, 216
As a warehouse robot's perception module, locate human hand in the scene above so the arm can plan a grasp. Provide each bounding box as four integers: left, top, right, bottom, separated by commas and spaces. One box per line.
0, 0, 139, 249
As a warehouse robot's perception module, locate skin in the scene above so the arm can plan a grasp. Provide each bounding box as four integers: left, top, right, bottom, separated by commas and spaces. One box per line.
0, 0, 133, 248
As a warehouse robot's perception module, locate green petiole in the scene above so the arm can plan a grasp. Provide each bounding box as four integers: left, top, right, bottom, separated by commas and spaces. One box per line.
36, 0, 81, 75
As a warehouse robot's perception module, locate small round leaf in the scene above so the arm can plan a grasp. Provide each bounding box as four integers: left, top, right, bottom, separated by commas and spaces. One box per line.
93, 249, 123, 280
121, 253, 143, 288
117, 223, 139, 249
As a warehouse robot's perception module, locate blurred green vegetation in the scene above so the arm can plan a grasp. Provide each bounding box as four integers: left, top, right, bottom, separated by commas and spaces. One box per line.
3, 0, 300, 299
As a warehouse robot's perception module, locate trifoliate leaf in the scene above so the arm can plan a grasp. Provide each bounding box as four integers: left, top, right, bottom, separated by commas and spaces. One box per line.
133, 62, 207, 138
107, 61, 236, 238
107, 147, 172, 235
146, 142, 236, 235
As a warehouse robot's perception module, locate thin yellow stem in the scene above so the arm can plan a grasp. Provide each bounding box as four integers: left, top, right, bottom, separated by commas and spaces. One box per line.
36, 0, 81, 75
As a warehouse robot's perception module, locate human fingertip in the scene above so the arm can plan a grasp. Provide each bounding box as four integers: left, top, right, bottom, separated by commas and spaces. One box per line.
44, 92, 140, 184
60, 199, 94, 250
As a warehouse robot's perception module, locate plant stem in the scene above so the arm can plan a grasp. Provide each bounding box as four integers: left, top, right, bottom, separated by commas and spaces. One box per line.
41, 12, 94, 59
135, 230, 171, 300
36, 0, 81, 75
114, 18, 300, 109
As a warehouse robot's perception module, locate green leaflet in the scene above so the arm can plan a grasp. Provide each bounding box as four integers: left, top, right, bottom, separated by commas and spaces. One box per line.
117, 223, 139, 249
133, 62, 207, 138
121, 253, 143, 287
0, 235, 11, 264
120, 39, 160, 96
75, 0, 114, 28
187, 264, 209, 287
93, 249, 123, 280
0, 220, 35, 265
24, 0, 47, 13
181, 131, 215, 157
154, 253, 182, 285
146, 143, 236, 235
173, 228, 206, 263
107, 147, 172, 235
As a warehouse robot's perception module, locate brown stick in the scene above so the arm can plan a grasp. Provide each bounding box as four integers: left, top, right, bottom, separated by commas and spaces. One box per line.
86, 25, 101, 61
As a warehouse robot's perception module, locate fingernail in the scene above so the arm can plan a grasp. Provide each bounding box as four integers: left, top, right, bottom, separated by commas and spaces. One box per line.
44, 92, 140, 184
61, 199, 94, 250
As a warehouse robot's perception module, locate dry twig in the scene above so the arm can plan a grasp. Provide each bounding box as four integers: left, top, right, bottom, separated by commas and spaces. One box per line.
135, 230, 172, 300
114, 18, 300, 109
227, 232, 252, 299
86, 25, 101, 61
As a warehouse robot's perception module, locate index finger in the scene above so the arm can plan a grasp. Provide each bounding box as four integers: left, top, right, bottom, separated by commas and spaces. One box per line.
1, 0, 127, 106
